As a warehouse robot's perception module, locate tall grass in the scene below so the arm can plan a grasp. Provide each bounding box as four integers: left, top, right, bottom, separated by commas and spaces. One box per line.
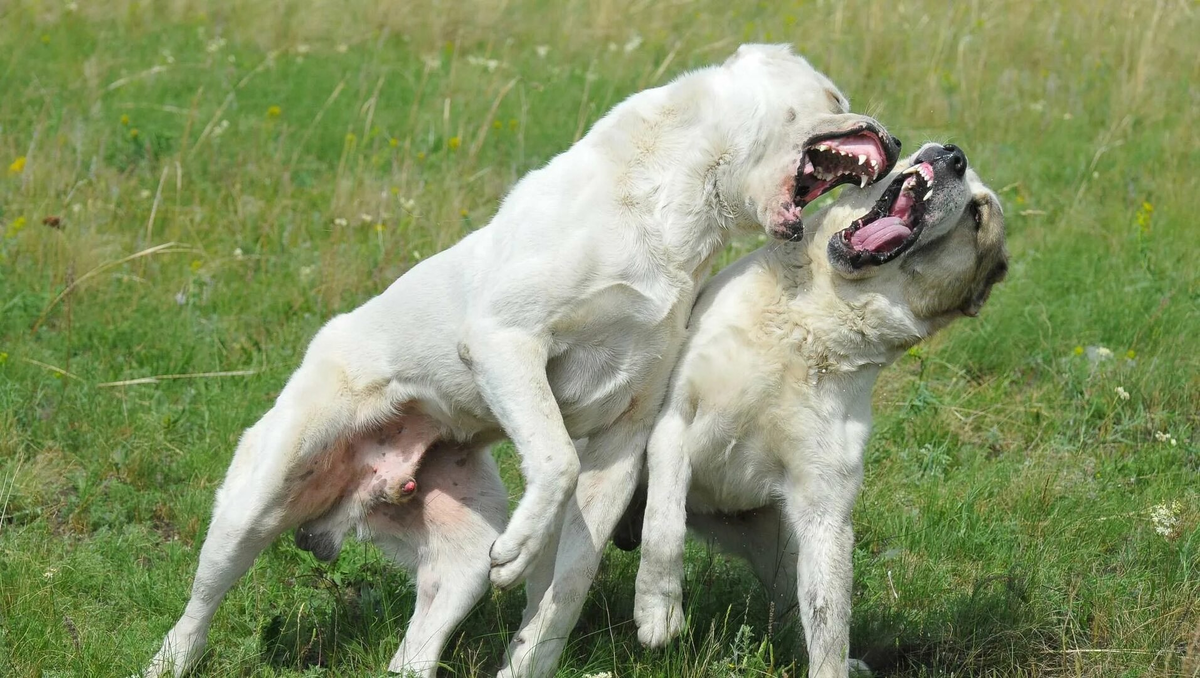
0, 0, 1196, 676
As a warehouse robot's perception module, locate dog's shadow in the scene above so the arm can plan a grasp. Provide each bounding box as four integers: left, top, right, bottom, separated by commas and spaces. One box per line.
255, 540, 1043, 676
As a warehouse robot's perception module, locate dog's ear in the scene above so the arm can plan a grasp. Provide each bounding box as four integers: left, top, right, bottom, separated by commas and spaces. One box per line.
960, 258, 1007, 317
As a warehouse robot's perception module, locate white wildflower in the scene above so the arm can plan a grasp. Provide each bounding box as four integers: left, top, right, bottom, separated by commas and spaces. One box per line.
422, 54, 442, 70
205, 37, 227, 54
1114, 386, 1129, 401
299, 265, 315, 278
623, 34, 643, 53
139, 189, 152, 200
360, 213, 374, 224
535, 45, 550, 59
227, 54, 236, 64
1150, 501, 1182, 538
336, 43, 349, 54
295, 44, 311, 55
582, 673, 613, 678
233, 247, 243, 259
70, 203, 82, 214
65, 2, 78, 12
211, 119, 230, 138
174, 291, 187, 305
1154, 431, 1179, 446
43, 568, 58, 581
467, 55, 502, 72
333, 217, 348, 227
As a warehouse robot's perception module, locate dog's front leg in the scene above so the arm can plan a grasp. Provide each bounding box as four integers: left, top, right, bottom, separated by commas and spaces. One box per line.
459, 325, 580, 589
633, 409, 694, 648
783, 468, 863, 678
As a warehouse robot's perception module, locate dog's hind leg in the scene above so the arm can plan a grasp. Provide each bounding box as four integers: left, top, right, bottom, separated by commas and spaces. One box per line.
147, 324, 389, 677
496, 422, 648, 678
370, 444, 508, 678
145, 416, 302, 677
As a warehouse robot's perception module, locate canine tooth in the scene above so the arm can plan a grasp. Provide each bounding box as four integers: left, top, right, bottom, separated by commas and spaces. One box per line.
923, 190, 933, 201
817, 144, 829, 151
902, 166, 918, 176
860, 176, 868, 188
858, 155, 866, 165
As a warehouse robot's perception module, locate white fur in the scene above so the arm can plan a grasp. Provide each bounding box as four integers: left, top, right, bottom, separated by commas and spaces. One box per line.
145, 44, 893, 678
634, 146, 1007, 677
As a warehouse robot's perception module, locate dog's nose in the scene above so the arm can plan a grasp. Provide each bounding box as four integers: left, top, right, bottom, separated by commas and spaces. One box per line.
943, 144, 967, 176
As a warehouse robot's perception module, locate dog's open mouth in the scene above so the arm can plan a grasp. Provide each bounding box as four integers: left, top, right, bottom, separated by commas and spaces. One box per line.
836, 161, 934, 267
795, 128, 888, 208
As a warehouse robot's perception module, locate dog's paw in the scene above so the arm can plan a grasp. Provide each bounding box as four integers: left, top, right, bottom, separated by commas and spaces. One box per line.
849, 658, 873, 677
634, 591, 685, 648
488, 531, 538, 589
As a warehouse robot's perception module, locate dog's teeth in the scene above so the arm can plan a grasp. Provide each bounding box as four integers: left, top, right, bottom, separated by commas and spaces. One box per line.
902, 166, 918, 176
858, 155, 866, 165
817, 144, 829, 151
860, 176, 868, 188
923, 190, 933, 201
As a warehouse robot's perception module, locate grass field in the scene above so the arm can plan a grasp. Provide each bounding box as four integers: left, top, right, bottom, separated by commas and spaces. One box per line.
1, 0, 1197, 676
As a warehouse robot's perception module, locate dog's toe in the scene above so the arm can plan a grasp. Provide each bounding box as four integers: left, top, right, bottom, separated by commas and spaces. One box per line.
633, 593, 684, 648
488, 540, 535, 589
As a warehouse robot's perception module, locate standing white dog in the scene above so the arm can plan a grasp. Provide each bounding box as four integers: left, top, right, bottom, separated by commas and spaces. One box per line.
145, 44, 899, 677
633, 144, 1008, 677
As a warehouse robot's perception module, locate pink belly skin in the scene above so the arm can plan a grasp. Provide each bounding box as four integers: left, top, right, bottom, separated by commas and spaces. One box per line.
287, 409, 448, 561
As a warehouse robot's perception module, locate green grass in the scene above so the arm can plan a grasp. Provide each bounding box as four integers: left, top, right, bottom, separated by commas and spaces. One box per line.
1, 0, 1197, 676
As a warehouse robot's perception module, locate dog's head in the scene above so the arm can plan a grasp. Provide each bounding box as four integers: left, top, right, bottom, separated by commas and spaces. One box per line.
822, 143, 1008, 321
725, 45, 901, 241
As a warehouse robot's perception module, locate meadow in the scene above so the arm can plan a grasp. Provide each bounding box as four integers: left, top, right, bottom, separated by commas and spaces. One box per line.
0, 0, 1197, 675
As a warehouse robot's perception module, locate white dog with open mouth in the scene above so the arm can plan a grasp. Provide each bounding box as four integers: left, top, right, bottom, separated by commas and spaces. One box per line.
632, 143, 1008, 677
145, 44, 899, 678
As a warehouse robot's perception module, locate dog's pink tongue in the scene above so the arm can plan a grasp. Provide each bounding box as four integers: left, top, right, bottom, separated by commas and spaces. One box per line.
850, 216, 912, 252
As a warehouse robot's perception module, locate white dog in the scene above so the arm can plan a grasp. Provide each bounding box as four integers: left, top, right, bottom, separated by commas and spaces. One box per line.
632, 143, 1008, 677
145, 44, 899, 677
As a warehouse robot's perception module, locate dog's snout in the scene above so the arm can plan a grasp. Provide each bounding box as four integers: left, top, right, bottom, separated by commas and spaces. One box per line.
944, 144, 967, 176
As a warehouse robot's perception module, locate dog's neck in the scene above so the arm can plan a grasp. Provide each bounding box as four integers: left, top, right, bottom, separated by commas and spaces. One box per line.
763, 238, 933, 377
577, 70, 778, 278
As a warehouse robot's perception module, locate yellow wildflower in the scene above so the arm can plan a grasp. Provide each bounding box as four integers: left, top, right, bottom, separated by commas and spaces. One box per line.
6, 216, 27, 238
9, 156, 26, 174
459, 208, 469, 217
492, 120, 502, 130
508, 118, 518, 130
130, 128, 140, 139
190, 259, 203, 272
345, 132, 357, 144
266, 105, 282, 118
1073, 345, 1084, 356
374, 222, 385, 233
447, 136, 461, 151
120, 114, 131, 126
40, 34, 50, 44
416, 151, 426, 160
0, 352, 8, 364
1126, 349, 1136, 359
389, 137, 400, 148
